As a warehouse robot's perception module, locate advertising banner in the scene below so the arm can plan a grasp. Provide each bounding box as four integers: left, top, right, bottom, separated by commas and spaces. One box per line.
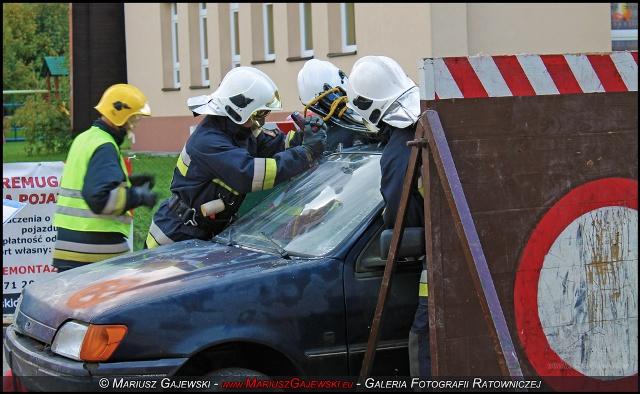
2, 162, 64, 320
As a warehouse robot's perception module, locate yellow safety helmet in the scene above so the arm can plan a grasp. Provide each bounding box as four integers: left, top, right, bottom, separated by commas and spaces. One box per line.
94, 84, 151, 126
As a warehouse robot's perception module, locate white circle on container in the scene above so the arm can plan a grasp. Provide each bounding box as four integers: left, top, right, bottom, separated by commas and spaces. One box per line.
538, 206, 638, 378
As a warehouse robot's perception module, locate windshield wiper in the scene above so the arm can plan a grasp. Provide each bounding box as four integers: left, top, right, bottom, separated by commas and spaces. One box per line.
260, 232, 290, 260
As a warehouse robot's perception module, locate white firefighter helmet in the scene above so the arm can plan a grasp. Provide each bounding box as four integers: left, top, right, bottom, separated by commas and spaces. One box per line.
296, 59, 368, 134
297, 59, 348, 105
187, 67, 282, 124
346, 56, 420, 131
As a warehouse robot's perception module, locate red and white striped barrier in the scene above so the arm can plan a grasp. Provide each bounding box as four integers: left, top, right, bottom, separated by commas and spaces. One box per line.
420, 51, 638, 100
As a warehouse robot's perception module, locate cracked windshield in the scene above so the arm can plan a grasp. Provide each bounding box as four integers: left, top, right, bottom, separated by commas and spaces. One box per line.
218, 152, 383, 256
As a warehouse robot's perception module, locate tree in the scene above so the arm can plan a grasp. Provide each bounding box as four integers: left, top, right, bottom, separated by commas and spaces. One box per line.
3, 4, 39, 90
3, 3, 70, 153
2, 3, 69, 91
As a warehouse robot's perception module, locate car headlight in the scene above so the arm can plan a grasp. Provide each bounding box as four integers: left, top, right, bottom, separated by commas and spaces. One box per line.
51, 321, 127, 362
51, 321, 88, 361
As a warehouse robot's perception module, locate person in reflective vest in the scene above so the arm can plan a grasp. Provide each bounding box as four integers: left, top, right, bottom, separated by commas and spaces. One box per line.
145, 67, 327, 249
346, 56, 429, 377
53, 84, 158, 272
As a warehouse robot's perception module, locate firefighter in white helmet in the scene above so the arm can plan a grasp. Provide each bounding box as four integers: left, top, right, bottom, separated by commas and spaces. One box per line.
292, 59, 374, 152
146, 67, 327, 248
346, 56, 429, 377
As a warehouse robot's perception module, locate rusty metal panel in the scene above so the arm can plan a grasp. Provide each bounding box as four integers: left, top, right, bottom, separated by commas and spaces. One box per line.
421, 92, 638, 390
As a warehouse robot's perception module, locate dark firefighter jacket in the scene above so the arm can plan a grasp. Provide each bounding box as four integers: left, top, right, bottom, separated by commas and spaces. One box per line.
146, 115, 312, 247
380, 122, 425, 230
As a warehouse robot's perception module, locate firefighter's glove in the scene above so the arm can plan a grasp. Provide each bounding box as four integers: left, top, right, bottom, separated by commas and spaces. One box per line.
285, 129, 303, 149
129, 174, 155, 189
131, 183, 157, 208
302, 116, 327, 160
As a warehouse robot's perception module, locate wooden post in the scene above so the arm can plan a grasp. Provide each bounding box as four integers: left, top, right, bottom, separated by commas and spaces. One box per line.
420, 132, 440, 376
46, 76, 51, 102
54, 77, 60, 101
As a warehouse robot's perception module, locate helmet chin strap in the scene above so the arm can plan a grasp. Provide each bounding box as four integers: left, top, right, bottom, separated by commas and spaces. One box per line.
250, 117, 265, 132
363, 120, 380, 133
249, 110, 270, 134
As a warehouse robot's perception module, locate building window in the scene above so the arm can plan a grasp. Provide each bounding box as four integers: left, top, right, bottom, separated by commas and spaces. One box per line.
263, 3, 275, 61
171, 3, 180, 88
199, 3, 209, 85
230, 3, 240, 67
611, 3, 638, 50
300, 3, 313, 57
341, 3, 356, 53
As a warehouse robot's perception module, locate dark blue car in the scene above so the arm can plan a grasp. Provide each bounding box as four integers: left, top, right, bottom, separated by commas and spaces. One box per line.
4, 149, 422, 389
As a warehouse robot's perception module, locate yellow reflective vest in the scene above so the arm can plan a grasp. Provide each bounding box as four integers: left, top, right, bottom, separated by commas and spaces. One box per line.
53, 126, 132, 235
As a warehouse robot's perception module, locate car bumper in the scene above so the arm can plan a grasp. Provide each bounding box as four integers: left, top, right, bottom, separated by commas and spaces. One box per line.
4, 325, 188, 391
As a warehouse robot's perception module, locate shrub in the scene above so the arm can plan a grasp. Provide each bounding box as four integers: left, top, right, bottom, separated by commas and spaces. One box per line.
10, 95, 71, 155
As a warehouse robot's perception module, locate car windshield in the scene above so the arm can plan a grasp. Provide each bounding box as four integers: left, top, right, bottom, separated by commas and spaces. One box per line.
216, 152, 383, 257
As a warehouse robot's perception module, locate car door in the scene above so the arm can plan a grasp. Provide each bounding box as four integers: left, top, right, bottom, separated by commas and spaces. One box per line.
343, 214, 422, 375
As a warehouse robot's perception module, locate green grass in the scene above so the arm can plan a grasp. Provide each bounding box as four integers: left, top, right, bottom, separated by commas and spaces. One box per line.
127, 154, 177, 250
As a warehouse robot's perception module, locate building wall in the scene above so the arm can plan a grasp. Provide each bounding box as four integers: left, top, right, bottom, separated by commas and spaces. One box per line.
466, 3, 611, 55
124, 3, 614, 152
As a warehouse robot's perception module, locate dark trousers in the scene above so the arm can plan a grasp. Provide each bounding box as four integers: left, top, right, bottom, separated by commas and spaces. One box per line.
409, 288, 431, 377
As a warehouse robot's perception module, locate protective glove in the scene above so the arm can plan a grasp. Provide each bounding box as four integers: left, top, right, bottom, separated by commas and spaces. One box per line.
129, 174, 155, 189
301, 115, 327, 160
131, 182, 157, 208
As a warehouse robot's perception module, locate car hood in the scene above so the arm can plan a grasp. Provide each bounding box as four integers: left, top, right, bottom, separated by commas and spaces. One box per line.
18, 240, 293, 334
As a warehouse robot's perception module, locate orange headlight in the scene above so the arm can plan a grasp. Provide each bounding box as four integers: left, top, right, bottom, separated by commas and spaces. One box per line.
79, 324, 128, 362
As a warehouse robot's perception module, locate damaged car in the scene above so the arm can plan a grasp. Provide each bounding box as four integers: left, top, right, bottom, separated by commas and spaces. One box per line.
4, 148, 424, 390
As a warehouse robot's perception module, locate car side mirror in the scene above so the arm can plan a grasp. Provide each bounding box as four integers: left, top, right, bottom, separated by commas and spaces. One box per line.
379, 227, 425, 260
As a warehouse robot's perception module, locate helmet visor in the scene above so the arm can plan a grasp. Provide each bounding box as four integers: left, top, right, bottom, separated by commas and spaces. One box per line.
264, 90, 282, 111
138, 102, 151, 116
125, 114, 143, 131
